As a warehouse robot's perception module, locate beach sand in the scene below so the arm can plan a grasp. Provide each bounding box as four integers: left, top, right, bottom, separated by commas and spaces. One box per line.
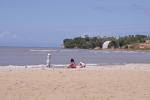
0, 64, 150, 100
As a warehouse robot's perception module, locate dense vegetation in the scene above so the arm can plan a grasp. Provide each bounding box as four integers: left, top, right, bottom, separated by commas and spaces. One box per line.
63, 35, 150, 49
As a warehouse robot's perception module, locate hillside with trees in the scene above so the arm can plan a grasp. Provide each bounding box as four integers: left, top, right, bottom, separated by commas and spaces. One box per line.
63, 35, 150, 49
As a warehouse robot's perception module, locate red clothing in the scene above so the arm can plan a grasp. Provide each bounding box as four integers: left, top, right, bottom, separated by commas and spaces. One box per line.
68, 63, 76, 68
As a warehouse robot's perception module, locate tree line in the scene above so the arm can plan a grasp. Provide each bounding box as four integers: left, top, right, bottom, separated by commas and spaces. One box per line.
63, 35, 150, 49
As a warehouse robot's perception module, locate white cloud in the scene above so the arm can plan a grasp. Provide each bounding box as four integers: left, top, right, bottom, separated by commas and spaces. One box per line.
0, 31, 17, 39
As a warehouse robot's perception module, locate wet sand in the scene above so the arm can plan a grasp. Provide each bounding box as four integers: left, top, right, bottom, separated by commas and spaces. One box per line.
0, 64, 150, 100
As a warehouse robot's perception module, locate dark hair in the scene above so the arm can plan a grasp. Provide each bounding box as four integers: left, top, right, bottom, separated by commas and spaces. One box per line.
70, 58, 74, 62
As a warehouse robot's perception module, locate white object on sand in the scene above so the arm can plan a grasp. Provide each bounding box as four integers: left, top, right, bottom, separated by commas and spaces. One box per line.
46, 53, 51, 68
79, 62, 86, 68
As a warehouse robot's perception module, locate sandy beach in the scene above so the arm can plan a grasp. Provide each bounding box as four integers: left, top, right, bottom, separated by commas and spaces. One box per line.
0, 64, 150, 100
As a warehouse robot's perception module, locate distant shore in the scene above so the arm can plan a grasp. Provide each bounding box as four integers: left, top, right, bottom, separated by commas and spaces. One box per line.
63, 48, 150, 52
93, 48, 150, 52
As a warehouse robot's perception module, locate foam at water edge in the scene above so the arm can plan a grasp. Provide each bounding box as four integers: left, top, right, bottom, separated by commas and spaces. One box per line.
1, 63, 150, 69
30, 49, 57, 52
0, 64, 46, 69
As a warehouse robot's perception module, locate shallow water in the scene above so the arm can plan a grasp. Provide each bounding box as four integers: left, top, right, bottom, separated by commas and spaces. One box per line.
0, 47, 150, 66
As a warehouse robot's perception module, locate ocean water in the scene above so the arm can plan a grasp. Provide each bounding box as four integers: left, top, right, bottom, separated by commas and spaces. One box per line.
0, 47, 150, 66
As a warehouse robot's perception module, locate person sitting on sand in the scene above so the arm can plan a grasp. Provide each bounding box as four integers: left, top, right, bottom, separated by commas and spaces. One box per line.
68, 58, 76, 68
79, 62, 86, 68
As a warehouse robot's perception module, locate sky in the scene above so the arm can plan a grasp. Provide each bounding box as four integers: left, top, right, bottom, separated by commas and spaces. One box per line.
0, 0, 150, 47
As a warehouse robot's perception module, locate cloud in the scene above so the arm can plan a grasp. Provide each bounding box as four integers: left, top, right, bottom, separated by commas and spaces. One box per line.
0, 31, 17, 39
132, 3, 143, 10
131, 3, 150, 16
92, 6, 112, 13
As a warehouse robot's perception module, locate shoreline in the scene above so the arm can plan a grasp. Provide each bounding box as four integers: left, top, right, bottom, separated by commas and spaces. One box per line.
1, 63, 150, 71
63, 48, 150, 52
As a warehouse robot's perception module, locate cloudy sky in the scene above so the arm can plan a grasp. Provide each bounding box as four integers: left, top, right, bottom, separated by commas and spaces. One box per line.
0, 0, 150, 47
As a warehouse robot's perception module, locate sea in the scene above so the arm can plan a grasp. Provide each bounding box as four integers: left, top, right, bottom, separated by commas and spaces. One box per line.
0, 47, 150, 67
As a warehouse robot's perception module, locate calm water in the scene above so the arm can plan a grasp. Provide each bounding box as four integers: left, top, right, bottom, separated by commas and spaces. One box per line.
0, 47, 150, 66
